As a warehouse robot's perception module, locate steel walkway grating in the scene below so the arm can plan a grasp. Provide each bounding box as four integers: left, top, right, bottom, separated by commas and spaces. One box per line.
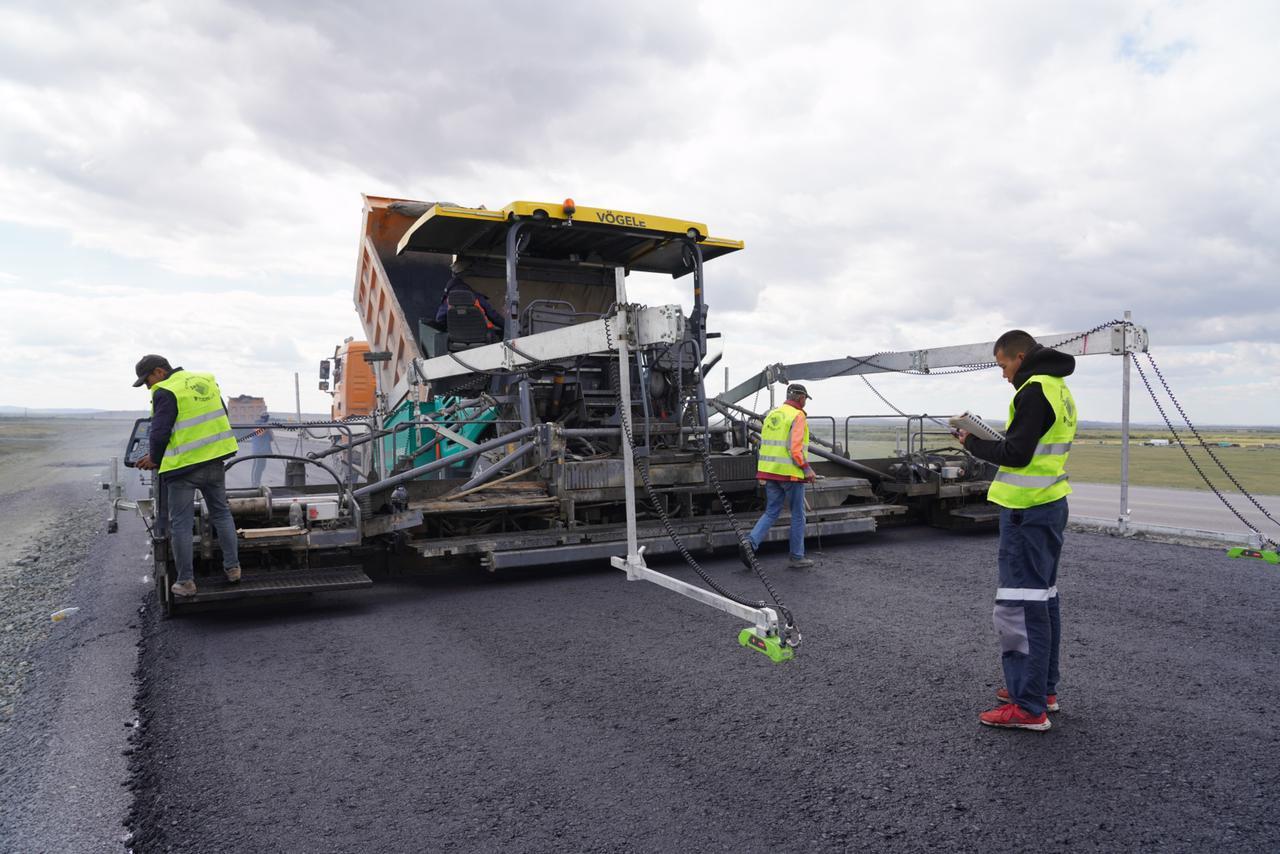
184, 567, 372, 602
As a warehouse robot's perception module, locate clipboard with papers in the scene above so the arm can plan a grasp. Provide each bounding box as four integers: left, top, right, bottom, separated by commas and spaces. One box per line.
948, 412, 1005, 441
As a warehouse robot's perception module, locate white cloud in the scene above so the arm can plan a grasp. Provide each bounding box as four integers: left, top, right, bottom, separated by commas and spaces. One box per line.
0, 281, 353, 413
0, 0, 1276, 422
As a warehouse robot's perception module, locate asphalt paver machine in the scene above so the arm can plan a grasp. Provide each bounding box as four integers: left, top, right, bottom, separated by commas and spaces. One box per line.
344, 198, 901, 568
111, 197, 899, 638
108, 194, 1150, 658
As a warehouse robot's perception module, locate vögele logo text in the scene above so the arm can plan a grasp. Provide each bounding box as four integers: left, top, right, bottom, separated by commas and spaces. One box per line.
594, 210, 647, 228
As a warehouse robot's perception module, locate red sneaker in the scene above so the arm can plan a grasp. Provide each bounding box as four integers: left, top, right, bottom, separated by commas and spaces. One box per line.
996, 687, 1059, 712
979, 703, 1051, 731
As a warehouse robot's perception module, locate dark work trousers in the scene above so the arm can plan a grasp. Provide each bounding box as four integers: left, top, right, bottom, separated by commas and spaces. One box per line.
993, 496, 1068, 716
163, 459, 240, 583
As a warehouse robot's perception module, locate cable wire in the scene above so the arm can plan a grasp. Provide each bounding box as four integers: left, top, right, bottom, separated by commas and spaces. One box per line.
1130, 352, 1279, 548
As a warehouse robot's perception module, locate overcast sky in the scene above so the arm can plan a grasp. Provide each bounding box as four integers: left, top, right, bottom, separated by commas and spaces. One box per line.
1, 1, 1277, 426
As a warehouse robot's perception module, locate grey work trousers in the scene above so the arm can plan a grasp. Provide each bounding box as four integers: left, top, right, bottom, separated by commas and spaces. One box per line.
163, 459, 240, 583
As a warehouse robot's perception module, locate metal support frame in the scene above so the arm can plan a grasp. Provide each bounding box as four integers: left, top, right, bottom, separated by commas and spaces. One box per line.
720, 323, 1151, 407
612, 268, 644, 577
614, 547, 781, 635
412, 307, 684, 380
606, 266, 781, 639
718, 316, 1152, 536
1118, 309, 1134, 534
505, 221, 534, 428
455, 441, 536, 493
426, 421, 480, 450
353, 425, 538, 497
105, 456, 140, 533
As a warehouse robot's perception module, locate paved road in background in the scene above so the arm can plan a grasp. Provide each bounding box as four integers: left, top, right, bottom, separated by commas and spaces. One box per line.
1070, 482, 1280, 538
127, 528, 1280, 853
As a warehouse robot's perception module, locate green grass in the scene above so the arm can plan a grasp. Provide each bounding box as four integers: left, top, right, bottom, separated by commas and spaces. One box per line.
808, 421, 1280, 494
1066, 437, 1280, 494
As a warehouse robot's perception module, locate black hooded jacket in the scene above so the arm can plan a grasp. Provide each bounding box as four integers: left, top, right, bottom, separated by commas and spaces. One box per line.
963, 344, 1076, 468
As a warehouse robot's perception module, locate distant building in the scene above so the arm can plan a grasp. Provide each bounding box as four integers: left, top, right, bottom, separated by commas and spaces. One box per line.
227, 395, 268, 426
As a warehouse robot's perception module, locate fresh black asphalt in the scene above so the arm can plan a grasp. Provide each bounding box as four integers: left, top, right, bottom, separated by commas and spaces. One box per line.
122, 526, 1280, 853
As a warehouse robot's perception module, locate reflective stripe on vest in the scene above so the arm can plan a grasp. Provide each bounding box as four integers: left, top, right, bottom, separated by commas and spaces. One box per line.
992, 471, 1070, 489
174, 408, 229, 431
168, 429, 237, 457
756, 403, 808, 479
987, 374, 1077, 509
152, 370, 240, 474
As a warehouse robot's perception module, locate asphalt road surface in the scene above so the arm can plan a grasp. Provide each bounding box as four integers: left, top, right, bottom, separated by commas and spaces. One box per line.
4, 421, 1279, 853
1069, 481, 1280, 538
123, 526, 1280, 853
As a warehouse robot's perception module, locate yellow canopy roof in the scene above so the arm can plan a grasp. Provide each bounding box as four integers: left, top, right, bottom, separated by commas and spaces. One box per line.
396, 200, 743, 277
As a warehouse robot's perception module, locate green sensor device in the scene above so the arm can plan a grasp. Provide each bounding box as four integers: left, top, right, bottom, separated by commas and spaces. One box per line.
1227, 547, 1279, 565
738, 627, 795, 663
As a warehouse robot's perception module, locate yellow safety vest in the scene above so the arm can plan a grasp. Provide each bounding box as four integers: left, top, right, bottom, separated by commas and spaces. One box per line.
757, 403, 809, 480
987, 375, 1077, 509
152, 371, 239, 474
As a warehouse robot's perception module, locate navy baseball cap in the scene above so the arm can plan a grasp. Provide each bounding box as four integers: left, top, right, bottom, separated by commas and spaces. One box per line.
786, 383, 812, 400
133, 354, 172, 387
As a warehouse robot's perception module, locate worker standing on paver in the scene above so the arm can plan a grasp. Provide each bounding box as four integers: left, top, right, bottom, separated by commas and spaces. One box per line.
132, 355, 242, 598
742, 383, 817, 569
955, 330, 1077, 732
246, 412, 273, 487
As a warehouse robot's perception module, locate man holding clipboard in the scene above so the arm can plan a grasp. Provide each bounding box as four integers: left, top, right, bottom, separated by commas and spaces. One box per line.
953, 330, 1078, 732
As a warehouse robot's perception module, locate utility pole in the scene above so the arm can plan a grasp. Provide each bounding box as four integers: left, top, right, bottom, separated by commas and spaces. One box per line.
293, 371, 304, 456
1119, 309, 1132, 534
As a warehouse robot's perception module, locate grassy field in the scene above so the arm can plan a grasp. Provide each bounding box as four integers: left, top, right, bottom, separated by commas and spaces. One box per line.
809, 421, 1280, 494
1065, 429, 1280, 493
0, 421, 56, 459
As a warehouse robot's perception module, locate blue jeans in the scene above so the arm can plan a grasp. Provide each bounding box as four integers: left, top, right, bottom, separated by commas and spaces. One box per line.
748, 480, 807, 558
993, 497, 1067, 716
164, 460, 240, 583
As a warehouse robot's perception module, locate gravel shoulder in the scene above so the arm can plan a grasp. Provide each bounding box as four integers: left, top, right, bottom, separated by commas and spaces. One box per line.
0, 418, 148, 853
125, 525, 1280, 853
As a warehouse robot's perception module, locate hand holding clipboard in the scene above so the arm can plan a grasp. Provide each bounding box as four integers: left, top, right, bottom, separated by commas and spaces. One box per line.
948, 412, 1004, 443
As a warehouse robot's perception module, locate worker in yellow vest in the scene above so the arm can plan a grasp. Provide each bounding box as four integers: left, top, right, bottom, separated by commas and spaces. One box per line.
742, 383, 817, 570
955, 330, 1077, 732
132, 354, 242, 598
